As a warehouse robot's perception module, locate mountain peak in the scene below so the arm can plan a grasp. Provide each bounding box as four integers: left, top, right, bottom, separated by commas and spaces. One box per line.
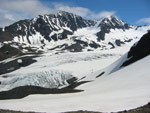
98, 15, 131, 30
33, 11, 76, 20
104, 15, 117, 19
1, 10, 149, 53
102, 16, 124, 25
56, 10, 81, 18
57, 10, 71, 14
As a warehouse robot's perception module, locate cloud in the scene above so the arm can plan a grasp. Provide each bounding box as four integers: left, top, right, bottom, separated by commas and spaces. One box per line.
136, 18, 150, 24
4, 14, 15, 21
0, 0, 54, 16
0, 0, 53, 27
53, 3, 116, 19
97, 11, 116, 18
89, 11, 116, 19
0, 0, 117, 27
53, 3, 91, 17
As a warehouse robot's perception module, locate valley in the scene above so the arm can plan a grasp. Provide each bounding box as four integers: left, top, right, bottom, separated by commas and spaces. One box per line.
0, 10, 150, 113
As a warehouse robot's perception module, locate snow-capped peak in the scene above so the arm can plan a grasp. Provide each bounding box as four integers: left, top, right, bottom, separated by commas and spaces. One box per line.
0, 11, 150, 53
57, 10, 76, 16
98, 16, 131, 30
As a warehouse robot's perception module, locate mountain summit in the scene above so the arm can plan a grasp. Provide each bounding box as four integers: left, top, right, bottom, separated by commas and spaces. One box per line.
0, 11, 149, 52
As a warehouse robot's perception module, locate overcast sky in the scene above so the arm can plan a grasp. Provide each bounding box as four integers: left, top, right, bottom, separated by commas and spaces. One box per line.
0, 0, 150, 27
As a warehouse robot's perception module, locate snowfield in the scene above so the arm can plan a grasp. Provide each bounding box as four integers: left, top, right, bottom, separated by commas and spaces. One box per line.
0, 49, 122, 91
0, 39, 135, 92
1, 40, 150, 113
0, 53, 150, 113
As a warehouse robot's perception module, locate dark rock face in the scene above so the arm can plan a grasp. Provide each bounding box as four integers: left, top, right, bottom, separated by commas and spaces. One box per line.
74, 39, 88, 46
96, 72, 105, 78
0, 44, 22, 61
0, 13, 131, 46
0, 80, 87, 100
115, 40, 124, 46
97, 16, 131, 41
0, 11, 95, 43
0, 56, 37, 75
48, 44, 68, 50
64, 43, 83, 52
67, 77, 78, 84
0, 28, 14, 42
122, 32, 150, 66
0, 12, 136, 52
89, 41, 101, 49
108, 42, 115, 49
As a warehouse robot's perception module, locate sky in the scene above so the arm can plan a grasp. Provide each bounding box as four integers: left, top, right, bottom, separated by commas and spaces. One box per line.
0, 0, 150, 27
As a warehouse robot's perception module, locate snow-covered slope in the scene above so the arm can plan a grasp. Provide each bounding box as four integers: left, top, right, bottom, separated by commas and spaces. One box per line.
83, 31, 150, 80
0, 32, 149, 94
68, 25, 150, 51
0, 36, 150, 112
0, 11, 150, 52
0, 11, 94, 45
0, 50, 122, 92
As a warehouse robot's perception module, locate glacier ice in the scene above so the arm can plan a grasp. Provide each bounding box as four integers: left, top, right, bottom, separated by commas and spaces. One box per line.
0, 70, 73, 91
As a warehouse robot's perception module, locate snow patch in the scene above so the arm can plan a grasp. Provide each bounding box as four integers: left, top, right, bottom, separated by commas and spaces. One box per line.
2, 27, 5, 32
17, 59, 23, 63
